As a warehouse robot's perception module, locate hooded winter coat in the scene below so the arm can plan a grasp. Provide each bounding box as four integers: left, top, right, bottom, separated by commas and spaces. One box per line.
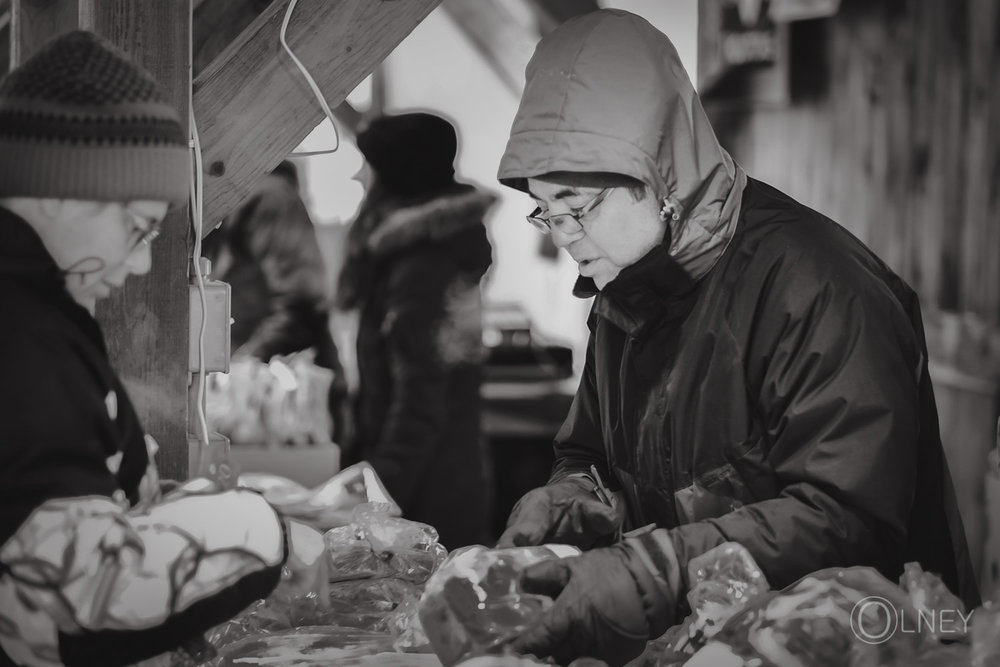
339, 183, 496, 550
498, 9, 978, 608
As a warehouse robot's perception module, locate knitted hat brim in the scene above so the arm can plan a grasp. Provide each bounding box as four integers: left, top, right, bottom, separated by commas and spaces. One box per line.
0, 141, 189, 205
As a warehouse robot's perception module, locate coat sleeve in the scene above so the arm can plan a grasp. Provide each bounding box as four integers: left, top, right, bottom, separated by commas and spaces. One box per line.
550, 328, 612, 483
665, 253, 923, 591
364, 249, 461, 509
0, 333, 286, 667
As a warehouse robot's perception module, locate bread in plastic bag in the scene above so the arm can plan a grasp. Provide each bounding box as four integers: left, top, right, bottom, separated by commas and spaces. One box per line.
418, 544, 581, 666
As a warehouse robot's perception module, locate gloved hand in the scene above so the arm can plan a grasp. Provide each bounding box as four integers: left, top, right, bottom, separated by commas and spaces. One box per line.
510, 529, 682, 667
496, 474, 621, 550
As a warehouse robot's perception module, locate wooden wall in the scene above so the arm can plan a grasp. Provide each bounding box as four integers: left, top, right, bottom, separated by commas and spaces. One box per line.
706, 0, 1000, 320
703, 0, 1000, 585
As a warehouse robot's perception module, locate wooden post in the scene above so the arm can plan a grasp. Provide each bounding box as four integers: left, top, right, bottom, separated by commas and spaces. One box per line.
84, 0, 193, 481
8, 0, 79, 66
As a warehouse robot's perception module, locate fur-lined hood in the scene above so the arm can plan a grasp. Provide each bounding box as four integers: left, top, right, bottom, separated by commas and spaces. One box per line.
366, 189, 497, 258
337, 186, 495, 310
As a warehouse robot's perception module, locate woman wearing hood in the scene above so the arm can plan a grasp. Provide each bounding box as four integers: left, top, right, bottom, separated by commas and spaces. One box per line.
337, 112, 496, 550
494, 9, 977, 665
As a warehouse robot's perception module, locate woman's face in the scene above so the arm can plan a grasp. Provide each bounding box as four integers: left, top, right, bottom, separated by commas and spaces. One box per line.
526, 177, 665, 290
42, 199, 169, 310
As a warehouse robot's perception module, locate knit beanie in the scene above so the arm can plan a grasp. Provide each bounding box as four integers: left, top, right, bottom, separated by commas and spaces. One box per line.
0, 30, 188, 204
356, 112, 457, 198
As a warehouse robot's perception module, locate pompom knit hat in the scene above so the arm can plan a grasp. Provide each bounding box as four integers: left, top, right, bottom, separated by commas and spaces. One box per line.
0, 30, 188, 204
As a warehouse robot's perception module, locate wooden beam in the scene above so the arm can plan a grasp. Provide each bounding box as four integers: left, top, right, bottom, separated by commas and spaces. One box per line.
530, 0, 600, 34
84, 0, 193, 481
192, 0, 268, 77
9, 0, 80, 67
442, 0, 536, 95
1, 3, 10, 74
192, 0, 441, 234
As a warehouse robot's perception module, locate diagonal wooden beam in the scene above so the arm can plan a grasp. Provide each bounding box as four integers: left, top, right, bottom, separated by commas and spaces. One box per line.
442, 0, 536, 95
191, 0, 364, 137
530, 0, 600, 35
193, 0, 441, 234
192, 0, 268, 77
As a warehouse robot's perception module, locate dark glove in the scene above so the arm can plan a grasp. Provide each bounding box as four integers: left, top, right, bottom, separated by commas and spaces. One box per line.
511, 529, 682, 667
496, 474, 621, 550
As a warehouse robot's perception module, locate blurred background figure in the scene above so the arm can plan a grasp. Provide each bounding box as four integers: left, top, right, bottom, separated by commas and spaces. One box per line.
337, 112, 496, 549
203, 160, 348, 444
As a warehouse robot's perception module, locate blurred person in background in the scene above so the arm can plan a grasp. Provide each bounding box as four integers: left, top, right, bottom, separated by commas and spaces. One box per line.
493, 9, 978, 666
0, 31, 324, 667
203, 160, 349, 444
336, 112, 496, 550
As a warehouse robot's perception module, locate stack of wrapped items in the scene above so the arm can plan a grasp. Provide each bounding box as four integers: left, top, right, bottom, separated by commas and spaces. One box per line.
206, 350, 335, 446
191, 466, 449, 665
418, 544, 581, 666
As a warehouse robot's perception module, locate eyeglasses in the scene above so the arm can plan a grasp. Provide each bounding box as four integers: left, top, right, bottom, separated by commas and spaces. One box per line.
526, 188, 611, 236
123, 207, 163, 247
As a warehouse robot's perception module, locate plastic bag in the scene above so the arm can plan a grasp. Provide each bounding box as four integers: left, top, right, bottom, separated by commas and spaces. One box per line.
238, 462, 400, 531
418, 544, 581, 666
208, 626, 399, 666
899, 561, 969, 641
706, 566, 937, 667
972, 601, 1000, 667
206, 350, 335, 447
326, 504, 448, 584
630, 542, 769, 667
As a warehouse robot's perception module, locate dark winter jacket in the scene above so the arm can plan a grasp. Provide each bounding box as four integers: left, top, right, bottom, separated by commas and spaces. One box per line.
340, 185, 496, 549
496, 9, 977, 609
556, 178, 978, 608
0, 207, 285, 667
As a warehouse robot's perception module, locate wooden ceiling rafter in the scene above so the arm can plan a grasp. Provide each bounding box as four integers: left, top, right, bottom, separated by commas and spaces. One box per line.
192, 0, 442, 235
442, 0, 537, 96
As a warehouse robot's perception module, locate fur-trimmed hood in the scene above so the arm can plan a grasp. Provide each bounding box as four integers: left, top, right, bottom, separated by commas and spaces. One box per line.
366, 189, 497, 258
336, 186, 496, 310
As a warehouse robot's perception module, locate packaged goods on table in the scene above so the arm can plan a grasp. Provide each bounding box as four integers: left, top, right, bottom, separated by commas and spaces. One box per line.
185, 470, 445, 665
676, 562, 987, 667
418, 544, 581, 665
239, 461, 398, 531
635, 542, 769, 666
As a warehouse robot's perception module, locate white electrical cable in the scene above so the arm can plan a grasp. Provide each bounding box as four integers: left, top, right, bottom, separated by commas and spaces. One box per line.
280, 0, 341, 156
189, 107, 211, 448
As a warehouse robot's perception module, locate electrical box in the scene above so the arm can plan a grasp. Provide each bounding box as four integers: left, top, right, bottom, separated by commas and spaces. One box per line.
189, 280, 231, 373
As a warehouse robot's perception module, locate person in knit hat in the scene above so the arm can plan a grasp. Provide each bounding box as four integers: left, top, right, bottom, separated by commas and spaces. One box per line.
337, 111, 496, 550
0, 31, 324, 667
493, 10, 977, 666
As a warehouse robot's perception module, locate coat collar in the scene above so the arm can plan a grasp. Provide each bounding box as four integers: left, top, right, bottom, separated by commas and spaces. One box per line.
0, 205, 106, 344
0, 206, 65, 288
576, 240, 697, 337
366, 189, 497, 257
